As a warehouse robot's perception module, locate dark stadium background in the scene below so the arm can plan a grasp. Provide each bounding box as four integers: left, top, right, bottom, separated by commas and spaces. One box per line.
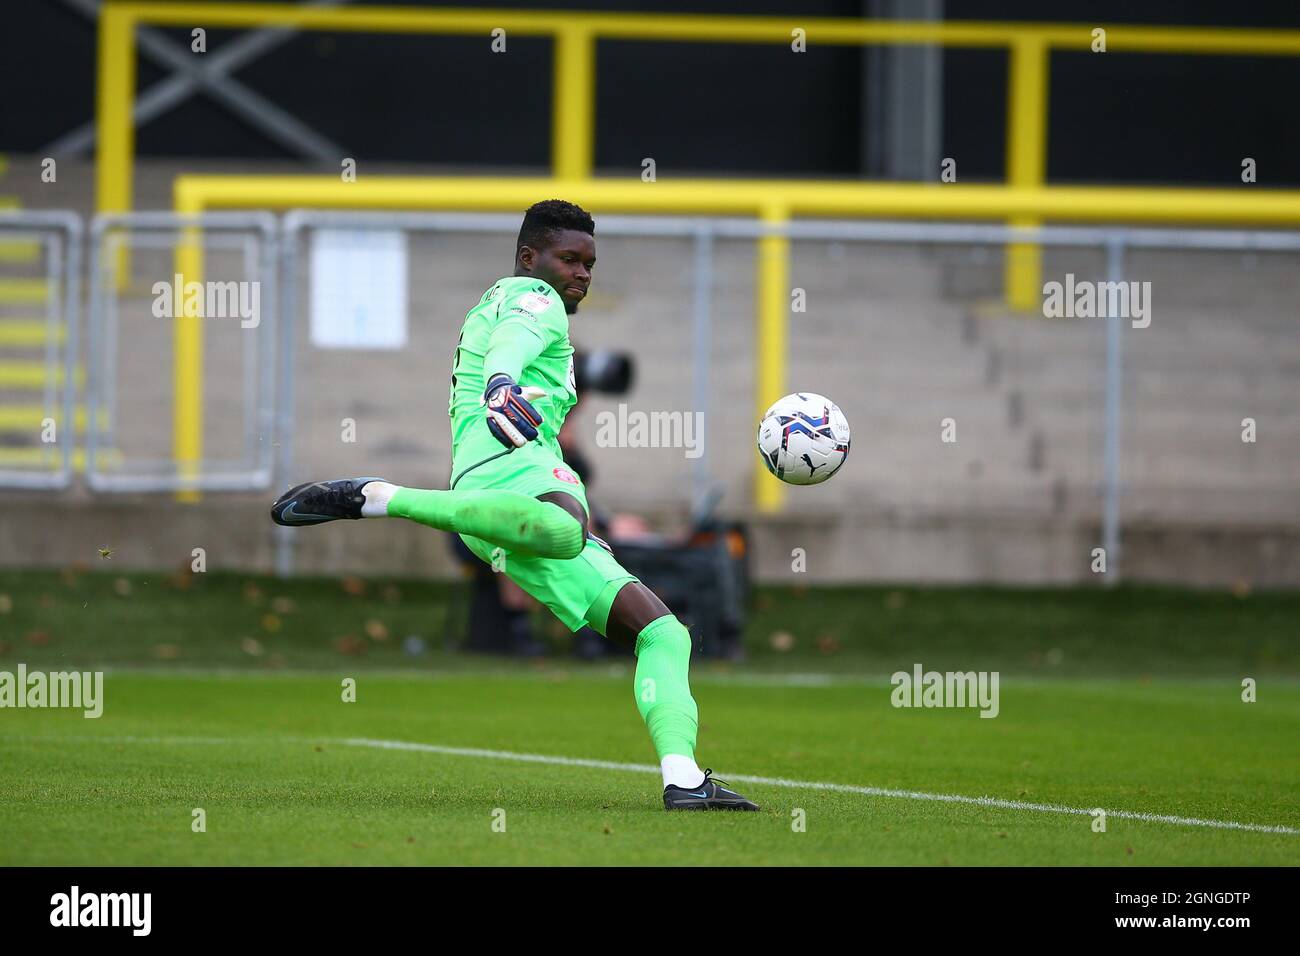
4, 0, 1298, 184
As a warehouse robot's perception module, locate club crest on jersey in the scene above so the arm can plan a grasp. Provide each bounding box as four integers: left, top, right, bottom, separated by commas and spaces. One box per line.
552, 466, 580, 485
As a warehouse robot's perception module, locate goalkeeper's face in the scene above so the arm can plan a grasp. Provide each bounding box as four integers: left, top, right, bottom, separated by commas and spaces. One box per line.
522, 230, 596, 314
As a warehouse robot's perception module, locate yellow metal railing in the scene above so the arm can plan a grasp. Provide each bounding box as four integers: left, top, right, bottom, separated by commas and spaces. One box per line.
98, 5, 1300, 252
95, 4, 1300, 508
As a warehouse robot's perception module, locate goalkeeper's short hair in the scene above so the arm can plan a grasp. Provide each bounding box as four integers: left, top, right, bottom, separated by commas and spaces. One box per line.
516, 199, 595, 255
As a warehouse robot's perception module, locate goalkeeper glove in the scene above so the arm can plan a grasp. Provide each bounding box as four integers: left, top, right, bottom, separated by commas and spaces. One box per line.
484, 373, 547, 448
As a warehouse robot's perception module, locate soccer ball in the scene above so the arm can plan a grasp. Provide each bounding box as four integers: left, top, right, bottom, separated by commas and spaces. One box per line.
756, 392, 851, 485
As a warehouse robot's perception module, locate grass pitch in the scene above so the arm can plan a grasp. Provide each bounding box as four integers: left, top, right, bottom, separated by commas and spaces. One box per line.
0, 570, 1297, 865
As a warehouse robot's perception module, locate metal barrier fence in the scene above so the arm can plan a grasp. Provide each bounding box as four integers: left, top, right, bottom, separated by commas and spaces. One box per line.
275, 213, 1300, 579
86, 212, 278, 492
4, 209, 1299, 586
0, 211, 80, 490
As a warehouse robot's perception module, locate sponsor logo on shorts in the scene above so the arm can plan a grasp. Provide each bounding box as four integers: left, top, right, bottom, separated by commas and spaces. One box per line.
553, 466, 580, 485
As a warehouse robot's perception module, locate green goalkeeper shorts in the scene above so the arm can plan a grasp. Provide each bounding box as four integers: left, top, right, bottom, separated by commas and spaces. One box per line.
451, 441, 639, 633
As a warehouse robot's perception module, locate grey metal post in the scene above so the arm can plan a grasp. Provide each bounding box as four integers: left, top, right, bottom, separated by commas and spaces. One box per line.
1102, 237, 1125, 585
84, 226, 104, 481
862, 0, 944, 180
63, 217, 82, 485
690, 222, 714, 511
43, 235, 62, 470
242, 234, 260, 470
259, 221, 279, 485
273, 216, 300, 577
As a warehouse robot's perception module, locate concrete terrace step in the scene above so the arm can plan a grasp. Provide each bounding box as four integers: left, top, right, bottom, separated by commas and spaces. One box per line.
0, 320, 63, 347
0, 361, 82, 388
0, 278, 49, 304
0, 447, 123, 471
0, 405, 107, 433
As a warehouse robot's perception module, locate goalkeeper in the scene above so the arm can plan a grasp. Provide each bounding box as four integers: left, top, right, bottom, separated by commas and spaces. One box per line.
272, 199, 758, 812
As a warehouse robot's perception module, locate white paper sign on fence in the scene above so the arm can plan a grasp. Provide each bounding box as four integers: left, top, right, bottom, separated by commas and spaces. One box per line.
309, 228, 408, 349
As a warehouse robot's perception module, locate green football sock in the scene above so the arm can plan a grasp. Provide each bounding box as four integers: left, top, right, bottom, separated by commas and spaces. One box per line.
634, 614, 699, 760
387, 487, 584, 559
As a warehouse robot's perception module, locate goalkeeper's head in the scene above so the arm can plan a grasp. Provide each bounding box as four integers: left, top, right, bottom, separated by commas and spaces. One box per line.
515, 199, 596, 314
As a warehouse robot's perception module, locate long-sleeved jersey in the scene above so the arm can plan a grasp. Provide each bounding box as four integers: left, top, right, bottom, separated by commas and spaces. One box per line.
448, 276, 578, 465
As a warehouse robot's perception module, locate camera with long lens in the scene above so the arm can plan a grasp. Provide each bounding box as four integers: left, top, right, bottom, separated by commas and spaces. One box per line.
573, 350, 634, 395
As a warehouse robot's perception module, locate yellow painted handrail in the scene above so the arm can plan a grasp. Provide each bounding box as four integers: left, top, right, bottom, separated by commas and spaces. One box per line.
100, 4, 1300, 208
176, 175, 1300, 223
103, 4, 1300, 50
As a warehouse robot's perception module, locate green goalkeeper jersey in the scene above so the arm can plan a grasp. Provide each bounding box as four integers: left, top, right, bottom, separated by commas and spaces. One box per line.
448, 275, 577, 464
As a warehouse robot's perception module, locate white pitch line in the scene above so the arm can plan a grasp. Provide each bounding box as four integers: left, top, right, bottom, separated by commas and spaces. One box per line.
5, 733, 1295, 836
344, 737, 1300, 836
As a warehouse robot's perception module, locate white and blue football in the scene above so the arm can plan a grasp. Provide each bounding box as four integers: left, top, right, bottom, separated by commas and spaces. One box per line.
756, 392, 851, 485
